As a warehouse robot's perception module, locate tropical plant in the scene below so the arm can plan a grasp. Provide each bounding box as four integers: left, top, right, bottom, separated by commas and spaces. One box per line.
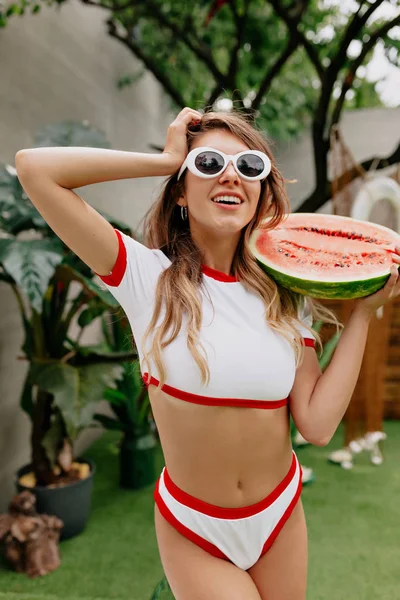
0, 121, 137, 486
95, 314, 152, 438
94, 313, 157, 488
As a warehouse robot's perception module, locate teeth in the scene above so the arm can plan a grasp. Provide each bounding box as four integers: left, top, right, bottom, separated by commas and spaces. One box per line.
212, 195, 242, 204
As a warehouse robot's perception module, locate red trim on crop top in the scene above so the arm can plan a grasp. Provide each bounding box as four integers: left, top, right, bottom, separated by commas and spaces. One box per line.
96, 230, 238, 285
201, 264, 238, 282
96, 229, 126, 287
142, 373, 289, 409
303, 338, 315, 348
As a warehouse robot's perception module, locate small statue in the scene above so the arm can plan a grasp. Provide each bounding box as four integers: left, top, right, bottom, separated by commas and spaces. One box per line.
0, 490, 63, 578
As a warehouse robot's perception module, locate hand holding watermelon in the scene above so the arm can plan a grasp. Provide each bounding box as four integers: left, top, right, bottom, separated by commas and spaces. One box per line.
353, 246, 400, 316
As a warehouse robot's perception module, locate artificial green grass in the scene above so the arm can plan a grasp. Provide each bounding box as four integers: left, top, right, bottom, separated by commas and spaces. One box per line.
1, 423, 400, 600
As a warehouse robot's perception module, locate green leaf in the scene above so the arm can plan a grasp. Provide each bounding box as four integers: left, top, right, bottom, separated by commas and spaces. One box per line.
104, 388, 126, 406
55, 264, 119, 308
32, 362, 123, 441
6, 4, 18, 17
0, 238, 65, 313
93, 413, 125, 432
20, 370, 35, 417
0, 165, 47, 234
77, 298, 108, 328
116, 69, 145, 90
33, 121, 111, 149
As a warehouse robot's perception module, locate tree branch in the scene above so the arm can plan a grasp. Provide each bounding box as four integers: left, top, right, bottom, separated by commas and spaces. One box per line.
106, 19, 186, 108
226, 0, 246, 87
251, 37, 298, 112
134, 0, 225, 82
329, 0, 386, 81
296, 141, 400, 213
267, 0, 324, 80
81, 0, 225, 82
330, 12, 400, 128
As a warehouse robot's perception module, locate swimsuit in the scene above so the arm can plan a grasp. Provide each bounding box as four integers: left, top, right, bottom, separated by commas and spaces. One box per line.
98, 229, 315, 569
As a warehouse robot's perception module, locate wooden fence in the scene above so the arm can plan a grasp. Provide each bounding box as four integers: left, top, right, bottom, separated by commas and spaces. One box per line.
319, 297, 400, 444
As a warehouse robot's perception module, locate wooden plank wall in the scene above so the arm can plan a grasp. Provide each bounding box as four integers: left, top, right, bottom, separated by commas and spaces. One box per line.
318, 297, 400, 442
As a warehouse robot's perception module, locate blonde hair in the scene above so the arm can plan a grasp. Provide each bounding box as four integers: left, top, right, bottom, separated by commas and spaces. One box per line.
141, 111, 340, 386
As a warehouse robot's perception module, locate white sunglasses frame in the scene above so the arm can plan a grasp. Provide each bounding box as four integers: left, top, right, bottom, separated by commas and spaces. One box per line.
177, 146, 272, 182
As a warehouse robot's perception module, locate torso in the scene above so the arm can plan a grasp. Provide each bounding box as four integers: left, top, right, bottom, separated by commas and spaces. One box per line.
99, 232, 313, 508
150, 386, 293, 507
140, 267, 299, 507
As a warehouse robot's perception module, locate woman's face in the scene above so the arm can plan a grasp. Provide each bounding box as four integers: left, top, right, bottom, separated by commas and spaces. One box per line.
178, 130, 263, 237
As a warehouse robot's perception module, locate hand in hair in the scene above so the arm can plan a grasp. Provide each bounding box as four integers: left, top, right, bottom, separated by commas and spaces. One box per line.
163, 107, 203, 172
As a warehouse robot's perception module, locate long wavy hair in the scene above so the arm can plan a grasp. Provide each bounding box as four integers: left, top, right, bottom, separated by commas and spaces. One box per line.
141, 111, 340, 386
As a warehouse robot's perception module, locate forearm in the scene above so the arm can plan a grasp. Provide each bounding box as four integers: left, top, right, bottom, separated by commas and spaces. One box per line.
307, 306, 372, 442
15, 147, 173, 189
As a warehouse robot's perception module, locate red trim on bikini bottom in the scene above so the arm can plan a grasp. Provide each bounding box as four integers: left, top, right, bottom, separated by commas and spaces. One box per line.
162, 453, 298, 519
96, 229, 127, 287
154, 479, 230, 562
142, 373, 288, 409
260, 465, 303, 557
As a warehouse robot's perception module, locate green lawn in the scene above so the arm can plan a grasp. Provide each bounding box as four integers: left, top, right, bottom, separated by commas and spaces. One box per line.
1, 422, 399, 600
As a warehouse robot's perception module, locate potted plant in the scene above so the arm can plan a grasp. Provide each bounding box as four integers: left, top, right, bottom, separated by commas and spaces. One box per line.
0, 121, 136, 538
94, 313, 158, 489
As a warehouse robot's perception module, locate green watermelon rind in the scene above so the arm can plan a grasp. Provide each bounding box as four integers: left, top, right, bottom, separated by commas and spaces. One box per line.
257, 260, 394, 299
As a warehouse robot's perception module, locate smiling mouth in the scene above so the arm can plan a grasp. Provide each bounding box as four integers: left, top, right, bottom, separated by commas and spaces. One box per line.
211, 195, 244, 205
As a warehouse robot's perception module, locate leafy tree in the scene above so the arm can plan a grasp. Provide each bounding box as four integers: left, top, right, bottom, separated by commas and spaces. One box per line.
2, 0, 399, 212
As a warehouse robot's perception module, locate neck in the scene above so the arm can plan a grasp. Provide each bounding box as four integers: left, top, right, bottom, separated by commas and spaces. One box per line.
191, 228, 241, 276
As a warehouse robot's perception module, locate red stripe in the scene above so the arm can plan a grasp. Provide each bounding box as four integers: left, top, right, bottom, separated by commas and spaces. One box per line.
201, 264, 238, 282
96, 229, 126, 287
142, 374, 288, 409
154, 479, 230, 562
303, 338, 315, 348
162, 453, 298, 520
260, 465, 303, 557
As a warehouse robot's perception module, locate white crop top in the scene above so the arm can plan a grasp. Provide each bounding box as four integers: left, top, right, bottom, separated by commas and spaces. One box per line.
97, 229, 315, 409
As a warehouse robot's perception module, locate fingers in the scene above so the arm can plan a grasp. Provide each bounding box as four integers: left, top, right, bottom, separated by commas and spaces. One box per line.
387, 263, 399, 298
174, 107, 203, 127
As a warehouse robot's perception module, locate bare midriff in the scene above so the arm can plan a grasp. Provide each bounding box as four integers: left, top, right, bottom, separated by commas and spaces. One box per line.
149, 385, 294, 508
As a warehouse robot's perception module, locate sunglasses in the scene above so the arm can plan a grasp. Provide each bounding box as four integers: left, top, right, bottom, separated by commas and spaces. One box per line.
177, 147, 272, 182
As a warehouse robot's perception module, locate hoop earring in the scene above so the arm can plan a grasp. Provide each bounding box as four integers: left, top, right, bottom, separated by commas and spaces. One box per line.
181, 206, 188, 221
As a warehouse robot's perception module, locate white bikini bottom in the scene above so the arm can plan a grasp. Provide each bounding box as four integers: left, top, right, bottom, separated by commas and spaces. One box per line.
154, 451, 302, 571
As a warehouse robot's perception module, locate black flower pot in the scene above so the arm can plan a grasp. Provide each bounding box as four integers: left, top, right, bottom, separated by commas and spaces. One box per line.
16, 458, 96, 540
120, 434, 157, 490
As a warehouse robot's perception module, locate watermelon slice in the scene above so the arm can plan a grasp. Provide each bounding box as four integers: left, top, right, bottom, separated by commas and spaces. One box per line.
250, 213, 400, 299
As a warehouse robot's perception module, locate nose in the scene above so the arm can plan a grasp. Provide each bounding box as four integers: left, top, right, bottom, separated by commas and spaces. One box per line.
218, 160, 240, 185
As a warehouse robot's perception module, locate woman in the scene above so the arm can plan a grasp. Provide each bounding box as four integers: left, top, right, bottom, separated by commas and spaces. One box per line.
16, 107, 400, 599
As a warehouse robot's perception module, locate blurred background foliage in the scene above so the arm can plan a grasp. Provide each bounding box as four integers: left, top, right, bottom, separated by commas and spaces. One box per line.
1, 0, 399, 212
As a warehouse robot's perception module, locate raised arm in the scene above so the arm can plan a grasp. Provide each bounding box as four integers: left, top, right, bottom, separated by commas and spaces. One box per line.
15, 107, 202, 276
15, 148, 174, 276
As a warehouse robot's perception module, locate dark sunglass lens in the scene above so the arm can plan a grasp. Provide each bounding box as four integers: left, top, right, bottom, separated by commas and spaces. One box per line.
195, 151, 224, 175
237, 154, 264, 177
